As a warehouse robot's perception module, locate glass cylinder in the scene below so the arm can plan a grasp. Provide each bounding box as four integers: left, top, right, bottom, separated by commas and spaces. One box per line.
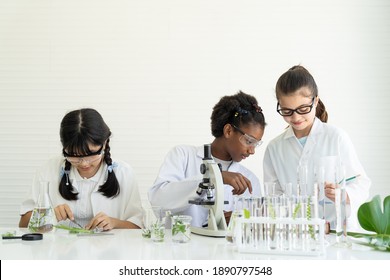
171, 215, 192, 243
297, 163, 308, 196
335, 165, 351, 247
28, 181, 56, 233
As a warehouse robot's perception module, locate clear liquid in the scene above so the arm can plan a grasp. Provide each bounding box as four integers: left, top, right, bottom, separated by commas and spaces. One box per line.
28, 207, 54, 233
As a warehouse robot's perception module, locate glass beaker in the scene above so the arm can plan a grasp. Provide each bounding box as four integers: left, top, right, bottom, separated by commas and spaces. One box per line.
28, 181, 56, 233
171, 215, 192, 243
143, 206, 165, 242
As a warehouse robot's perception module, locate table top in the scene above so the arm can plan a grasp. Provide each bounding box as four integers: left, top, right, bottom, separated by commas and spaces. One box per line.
1, 228, 389, 260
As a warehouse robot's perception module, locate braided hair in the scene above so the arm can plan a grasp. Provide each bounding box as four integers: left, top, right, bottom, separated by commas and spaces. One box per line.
59, 108, 120, 200
211, 91, 266, 137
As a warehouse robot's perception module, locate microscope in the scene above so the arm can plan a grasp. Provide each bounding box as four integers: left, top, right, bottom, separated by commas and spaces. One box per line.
188, 144, 227, 237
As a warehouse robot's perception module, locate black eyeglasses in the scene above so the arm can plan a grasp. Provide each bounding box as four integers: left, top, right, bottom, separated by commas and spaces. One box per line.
63, 145, 104, 165
277, 97, 315, 117
231, 124, 263, 148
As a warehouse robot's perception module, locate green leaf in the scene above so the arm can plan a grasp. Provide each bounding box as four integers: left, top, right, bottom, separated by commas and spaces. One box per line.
350, 195, 390, 251
357, 195, 390, 235
243, 208, 250, 219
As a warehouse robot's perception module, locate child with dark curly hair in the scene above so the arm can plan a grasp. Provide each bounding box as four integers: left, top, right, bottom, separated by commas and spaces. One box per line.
149, 91, 266, 227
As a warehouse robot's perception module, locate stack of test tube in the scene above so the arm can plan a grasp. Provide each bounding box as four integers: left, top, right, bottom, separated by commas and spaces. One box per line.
234, 193, 325, 256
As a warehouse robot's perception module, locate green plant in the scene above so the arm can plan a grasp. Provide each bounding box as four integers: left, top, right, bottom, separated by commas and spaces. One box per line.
338, 195, 389, 251
1, 231, 16, 237
54, 224, 95, 234
142, 229, 151, 238
151, 222, 165, 241
306, 196, 315, 240
292, 202, 301, 219
142, 221, 165, 240
172, 219, 190, 240
267, 197, 277, 241
28, 208, 55, 233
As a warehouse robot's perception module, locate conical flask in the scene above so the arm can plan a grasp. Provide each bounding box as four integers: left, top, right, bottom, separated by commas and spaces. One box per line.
28, 181, 56, 233
225, 196, 243, 243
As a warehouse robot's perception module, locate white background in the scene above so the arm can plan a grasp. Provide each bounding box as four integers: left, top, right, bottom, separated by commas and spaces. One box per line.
0, 0, 389, 227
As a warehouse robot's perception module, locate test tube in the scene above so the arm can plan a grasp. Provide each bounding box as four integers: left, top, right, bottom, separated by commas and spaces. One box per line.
335, 165, 351, 247
279, 195, 291, 251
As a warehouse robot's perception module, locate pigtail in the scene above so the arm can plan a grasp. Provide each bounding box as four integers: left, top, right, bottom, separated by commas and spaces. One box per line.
98, 139, 120, 198
59, 160, 78, 200
316, 98, 328, 123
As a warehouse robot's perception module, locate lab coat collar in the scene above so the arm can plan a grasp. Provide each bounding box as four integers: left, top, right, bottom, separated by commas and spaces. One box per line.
68, 162, 107, 192
283, 117, 323, 140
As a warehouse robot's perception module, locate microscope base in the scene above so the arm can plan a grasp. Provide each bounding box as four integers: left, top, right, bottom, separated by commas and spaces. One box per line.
191, 226, 226, 238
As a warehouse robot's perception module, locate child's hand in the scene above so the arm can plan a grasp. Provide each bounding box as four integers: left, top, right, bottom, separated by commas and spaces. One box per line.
86, 212, 114, 231
222, 171, 252, 195
54, 204, 74, 221
325, 182, 350, 204
324, 182, 336, 202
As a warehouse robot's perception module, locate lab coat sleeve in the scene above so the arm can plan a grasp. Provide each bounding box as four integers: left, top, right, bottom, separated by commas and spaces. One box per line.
92, 161, 144, 228
124, 186, 143, 228
148, 146, 201, 213
121, 169, 144, 228
263, 145, 283, 195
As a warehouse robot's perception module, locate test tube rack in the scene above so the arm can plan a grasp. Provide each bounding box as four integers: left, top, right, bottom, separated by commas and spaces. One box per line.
235, 216, 326, 256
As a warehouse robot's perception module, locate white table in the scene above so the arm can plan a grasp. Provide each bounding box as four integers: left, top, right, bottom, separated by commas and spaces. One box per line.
1, 228, 389, 260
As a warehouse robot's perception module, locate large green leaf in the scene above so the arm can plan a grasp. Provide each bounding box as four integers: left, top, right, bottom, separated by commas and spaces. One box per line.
357, 195, 390, 235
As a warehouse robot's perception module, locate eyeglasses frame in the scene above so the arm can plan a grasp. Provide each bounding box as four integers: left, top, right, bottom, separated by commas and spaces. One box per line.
276, 96, 316, 117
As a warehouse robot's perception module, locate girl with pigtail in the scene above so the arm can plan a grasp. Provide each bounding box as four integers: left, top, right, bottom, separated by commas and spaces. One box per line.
149, 91, 266, 227
263, 65, 370, 231
19, 108, 143, 230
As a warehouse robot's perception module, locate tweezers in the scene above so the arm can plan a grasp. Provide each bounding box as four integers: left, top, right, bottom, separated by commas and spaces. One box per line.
72, 220, 84, 229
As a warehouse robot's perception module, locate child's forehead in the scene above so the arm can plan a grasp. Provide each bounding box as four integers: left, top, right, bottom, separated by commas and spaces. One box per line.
65, 142, 101, 153
278, 92, 313, 107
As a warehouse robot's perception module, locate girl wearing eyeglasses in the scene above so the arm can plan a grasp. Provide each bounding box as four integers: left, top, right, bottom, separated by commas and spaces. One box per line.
263, 65, 370, 231
149, 91, 266, 227
19, 108, 143, 230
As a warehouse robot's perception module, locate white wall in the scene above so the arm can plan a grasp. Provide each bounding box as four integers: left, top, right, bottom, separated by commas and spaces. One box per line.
0, 0, 389, 227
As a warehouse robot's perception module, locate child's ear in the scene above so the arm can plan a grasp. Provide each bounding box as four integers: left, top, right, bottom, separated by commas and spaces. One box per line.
223, 123, 234, 138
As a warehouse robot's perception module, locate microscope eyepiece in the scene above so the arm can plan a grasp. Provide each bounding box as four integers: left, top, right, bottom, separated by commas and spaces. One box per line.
203, 144, 212, 160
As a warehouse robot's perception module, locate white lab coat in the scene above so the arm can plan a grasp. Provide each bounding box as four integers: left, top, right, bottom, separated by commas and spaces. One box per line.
148, 145, 262, 227
20, 156, 143, 228
263, 117, 370, 231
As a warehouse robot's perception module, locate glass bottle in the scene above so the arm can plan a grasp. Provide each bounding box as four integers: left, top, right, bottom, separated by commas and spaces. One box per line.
28, 181, 56, 233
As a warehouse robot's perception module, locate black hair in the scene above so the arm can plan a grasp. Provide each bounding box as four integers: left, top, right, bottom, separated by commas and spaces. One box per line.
275, 65, 328, 122
211, 91, 266, 137
59, 108, 120, 200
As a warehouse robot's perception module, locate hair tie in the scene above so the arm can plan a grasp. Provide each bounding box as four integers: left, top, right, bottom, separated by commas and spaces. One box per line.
252, 103, 263, 113
234, 107, 249, 117
107, 162, 118, 173
60, 167, 70, 186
